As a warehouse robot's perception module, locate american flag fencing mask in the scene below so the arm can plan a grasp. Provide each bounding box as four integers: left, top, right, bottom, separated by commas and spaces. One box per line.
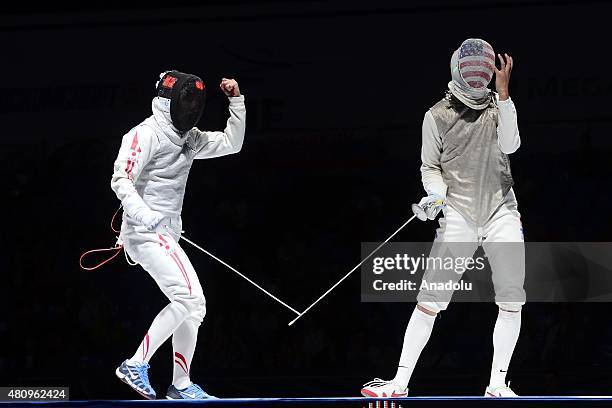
449, 38, 495, 109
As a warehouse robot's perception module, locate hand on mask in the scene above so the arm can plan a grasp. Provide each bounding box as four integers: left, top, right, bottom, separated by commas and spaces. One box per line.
220, 78, 240, 97
411, 194, 446, 221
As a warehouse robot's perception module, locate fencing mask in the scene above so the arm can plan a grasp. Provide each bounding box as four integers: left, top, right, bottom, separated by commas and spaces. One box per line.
448, 38, 495, 110
156, 70, 206, 132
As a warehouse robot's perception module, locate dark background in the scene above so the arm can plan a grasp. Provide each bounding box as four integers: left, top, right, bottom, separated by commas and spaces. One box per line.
2, 0, 612, 400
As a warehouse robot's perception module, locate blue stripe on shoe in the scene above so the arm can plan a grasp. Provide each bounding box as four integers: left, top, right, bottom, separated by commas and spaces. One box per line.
116, 360, 156, 399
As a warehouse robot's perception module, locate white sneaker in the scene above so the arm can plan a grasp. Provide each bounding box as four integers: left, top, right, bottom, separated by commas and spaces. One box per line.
361, 378, 408, 398
485, 383, 518, 397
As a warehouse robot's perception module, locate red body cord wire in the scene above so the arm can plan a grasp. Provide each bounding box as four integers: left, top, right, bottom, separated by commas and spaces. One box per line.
111, 205, 122, 233
79, 206, 124, 271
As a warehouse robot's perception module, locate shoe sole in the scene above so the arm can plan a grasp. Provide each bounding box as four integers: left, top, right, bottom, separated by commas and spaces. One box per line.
485, 391, 518, 397
485, 387, 519, 398
115, 366, 156, 400
361, 388, 377, 398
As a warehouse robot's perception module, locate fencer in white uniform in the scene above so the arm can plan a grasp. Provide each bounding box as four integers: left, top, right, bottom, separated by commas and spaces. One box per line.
111, 71, 245, 400
362, 39, 525, 398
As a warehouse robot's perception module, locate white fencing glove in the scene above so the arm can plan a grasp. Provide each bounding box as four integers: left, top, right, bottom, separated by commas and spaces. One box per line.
152, 217, 173, 235
141, 211, 166, 232
122, 194, 165, 231
411, 193, 446, 221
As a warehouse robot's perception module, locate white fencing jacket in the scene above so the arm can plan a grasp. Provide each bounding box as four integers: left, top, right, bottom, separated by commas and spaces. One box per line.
111, 95, 246, 237
420, 94, 520, 226
420, 94, 520, 198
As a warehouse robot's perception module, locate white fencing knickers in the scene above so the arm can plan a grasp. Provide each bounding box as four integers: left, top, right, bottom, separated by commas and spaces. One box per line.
122, 224, 205, 388
417, 190, 526, 313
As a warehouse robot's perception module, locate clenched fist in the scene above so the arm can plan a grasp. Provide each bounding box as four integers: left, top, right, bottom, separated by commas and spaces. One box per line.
220, 78, 240, 97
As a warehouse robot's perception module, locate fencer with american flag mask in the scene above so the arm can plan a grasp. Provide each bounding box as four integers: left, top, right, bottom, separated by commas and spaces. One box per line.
361, 38, 525, 398
111, 71, 245, 400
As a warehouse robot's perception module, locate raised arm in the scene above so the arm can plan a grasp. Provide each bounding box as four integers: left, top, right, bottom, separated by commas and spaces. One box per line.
193, 78, 246, 159
496, 96, 520, 154
494, 53, 520, 154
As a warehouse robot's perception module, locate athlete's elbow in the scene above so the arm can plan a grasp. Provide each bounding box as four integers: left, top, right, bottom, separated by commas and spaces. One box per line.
110, 178, 119, 194
110, 180, 122, 200
230, 135, 245, 154
505, 142, 521, 154
110, 176, 131, 198
500, 146, 518, 155
499, 137, 521, 154
234, 141, 244, 154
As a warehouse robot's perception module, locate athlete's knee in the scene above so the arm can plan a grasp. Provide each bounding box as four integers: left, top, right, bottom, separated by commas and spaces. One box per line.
170, 287, 204, 314
417, 302, 444, 315
190, 294, 206, 322
494, 284, 525, 311
416, 284, 452, 314
496, 301, 523, 312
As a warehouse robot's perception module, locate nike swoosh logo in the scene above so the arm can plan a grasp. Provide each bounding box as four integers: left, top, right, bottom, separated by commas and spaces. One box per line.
180, 391, 196, 399
127, 369, 140, 380
391, 391, 407, 397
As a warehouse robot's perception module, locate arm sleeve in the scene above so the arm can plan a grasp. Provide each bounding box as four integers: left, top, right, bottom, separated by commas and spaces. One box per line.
420, 110, 448, 197
193, 95, 246, 159
110, 128, 159, 220
496, 95, 521, 154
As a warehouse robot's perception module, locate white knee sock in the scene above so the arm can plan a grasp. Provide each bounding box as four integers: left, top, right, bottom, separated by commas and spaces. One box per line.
393, 307, 436, 389
172, 318, 200, 389
489, 308, 521, 387
129, 301, 189, 364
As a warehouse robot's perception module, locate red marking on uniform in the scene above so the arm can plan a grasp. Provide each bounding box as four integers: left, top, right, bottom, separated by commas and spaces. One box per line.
174, 352, 189, 374
158, 234, 192, 295
130, 132, 139, 150
174, 359, 188, 375
171, 252, 192, 295
126, 161, 135, 180
142, 332, 150, 360
125, 132, 139, 178
163, 76, 177, 88
195, 80, 204, 90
